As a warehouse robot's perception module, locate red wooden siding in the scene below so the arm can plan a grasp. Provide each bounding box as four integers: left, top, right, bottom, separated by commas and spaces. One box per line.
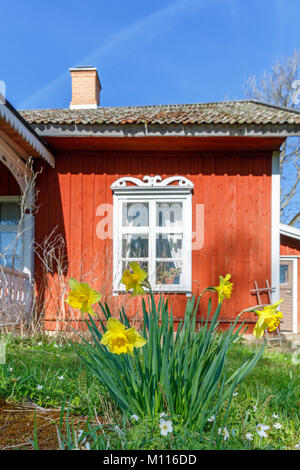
34, 149, 272, 331
280, 235, 300, 332
0, 162, 21, 196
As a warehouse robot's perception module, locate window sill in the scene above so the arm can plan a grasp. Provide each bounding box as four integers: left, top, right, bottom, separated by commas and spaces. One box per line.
113, 290, 192, 297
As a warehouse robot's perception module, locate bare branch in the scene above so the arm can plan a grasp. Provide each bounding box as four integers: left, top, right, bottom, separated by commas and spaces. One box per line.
245, 50, 300, 227
287, 210, 300, 226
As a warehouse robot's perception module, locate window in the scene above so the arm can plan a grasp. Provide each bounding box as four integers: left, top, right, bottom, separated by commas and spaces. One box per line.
0, 198, 23, 270
111, 175, 193, 294
280, 264, 289, 284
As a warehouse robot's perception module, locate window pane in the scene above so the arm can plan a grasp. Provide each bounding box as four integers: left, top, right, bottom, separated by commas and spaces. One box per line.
122, 202, 149, 227
280, 264, 288, 284
156, 233, 182, 259
156, 202, 182, 227
0, 203, 20, 225
0, 232, 22, 269
122, 234, 148, 258
122, 260, 149, 278
156, 261, 182, 285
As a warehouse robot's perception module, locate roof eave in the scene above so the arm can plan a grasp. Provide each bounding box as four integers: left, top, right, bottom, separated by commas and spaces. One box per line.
280, 223, 300, 241
0, 100, 55, 167
29, 122, 300, 139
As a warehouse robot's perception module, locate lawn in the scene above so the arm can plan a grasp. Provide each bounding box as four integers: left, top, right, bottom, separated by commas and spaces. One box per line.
0, 333, 299, 450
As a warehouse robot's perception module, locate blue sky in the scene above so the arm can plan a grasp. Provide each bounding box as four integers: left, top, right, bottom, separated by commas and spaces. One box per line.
1, 0, 300, 110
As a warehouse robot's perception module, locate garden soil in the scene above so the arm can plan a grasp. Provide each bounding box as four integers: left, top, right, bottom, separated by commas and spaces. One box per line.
0, 399, 85, 450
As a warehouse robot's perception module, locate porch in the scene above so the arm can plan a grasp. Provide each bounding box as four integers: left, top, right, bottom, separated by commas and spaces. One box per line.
0, 97, 55, 327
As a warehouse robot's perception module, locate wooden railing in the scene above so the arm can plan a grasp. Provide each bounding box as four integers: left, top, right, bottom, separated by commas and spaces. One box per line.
0, 266, 31, 326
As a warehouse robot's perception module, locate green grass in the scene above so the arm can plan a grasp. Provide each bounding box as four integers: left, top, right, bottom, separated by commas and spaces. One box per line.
0, 333, 299, 450
0, 333, 112, 416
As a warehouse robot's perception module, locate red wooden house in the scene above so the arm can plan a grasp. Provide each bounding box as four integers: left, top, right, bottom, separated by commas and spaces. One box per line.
1, 66, 300, 333
280, 223, 300, 334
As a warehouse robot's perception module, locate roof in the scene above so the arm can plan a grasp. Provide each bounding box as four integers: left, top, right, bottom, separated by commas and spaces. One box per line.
0, 99, 55, 167
280, 223, 300, 241
20, 100, 300, 126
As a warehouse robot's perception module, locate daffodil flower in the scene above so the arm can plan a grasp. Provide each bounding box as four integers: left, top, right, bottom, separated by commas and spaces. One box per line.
252, 300, 283, 339
121, 261, 149, 296
213, 274, 233, 304
101, 317, 147, 355
66, 278, 102, 315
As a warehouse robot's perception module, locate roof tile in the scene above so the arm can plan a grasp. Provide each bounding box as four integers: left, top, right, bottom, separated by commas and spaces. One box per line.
19, 100, 300, 127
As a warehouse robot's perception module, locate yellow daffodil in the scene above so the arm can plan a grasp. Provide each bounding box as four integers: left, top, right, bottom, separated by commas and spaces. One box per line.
101, 317, 147, 355
213, 274, 233, 304
253, 300, 283, 339
121, 261, 148, 296
65, 278, 102, 315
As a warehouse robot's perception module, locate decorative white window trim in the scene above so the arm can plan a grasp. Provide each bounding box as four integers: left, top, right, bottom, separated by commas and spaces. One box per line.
111, 175, 193, 295
0, 194, 35, 278
0, 196, 24, 270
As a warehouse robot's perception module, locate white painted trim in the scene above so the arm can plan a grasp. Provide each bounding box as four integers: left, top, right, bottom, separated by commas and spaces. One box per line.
69, 67, 98, 72
33, 122, 300, 139
23, 185, 35, 278
69, 104, 98, 110
280, 223, 300, 241
0, 136, 29, 192
280, 256, 298, 334
0, 196, 24, 270
0, 194, 34, 278
111, 175, 194, 189
271, 151, 281, 303
111, 176, 193, 295
0, 102, 55, 167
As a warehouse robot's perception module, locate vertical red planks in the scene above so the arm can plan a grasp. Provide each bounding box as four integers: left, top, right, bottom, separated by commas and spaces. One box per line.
34, 148, 273, 330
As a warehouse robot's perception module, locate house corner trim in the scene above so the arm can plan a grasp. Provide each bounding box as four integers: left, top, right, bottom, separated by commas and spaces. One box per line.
271, 151, 280, 303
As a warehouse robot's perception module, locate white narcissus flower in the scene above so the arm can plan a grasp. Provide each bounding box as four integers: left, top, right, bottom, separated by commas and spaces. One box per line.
131, 414, 139, 422
272, 413, 279, 419
207, 415, 215, 422
77, 430, 91, 450
256, 424, 270, 438
114, 426, 125, 437
58, 375, 64, 381
160, 412, 167, 418
37, 384, 43, 390
273, 422, 282, 430
159, 419, 173, 436
245, 432, 253, 441
218, 427, 230, 441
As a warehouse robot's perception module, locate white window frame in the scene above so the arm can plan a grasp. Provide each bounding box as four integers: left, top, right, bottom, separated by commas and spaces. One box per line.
111, 175, 193, 295
0, 196, 24, 270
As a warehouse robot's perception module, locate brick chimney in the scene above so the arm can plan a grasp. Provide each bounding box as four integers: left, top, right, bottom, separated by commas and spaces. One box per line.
69, 66, 101, 109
